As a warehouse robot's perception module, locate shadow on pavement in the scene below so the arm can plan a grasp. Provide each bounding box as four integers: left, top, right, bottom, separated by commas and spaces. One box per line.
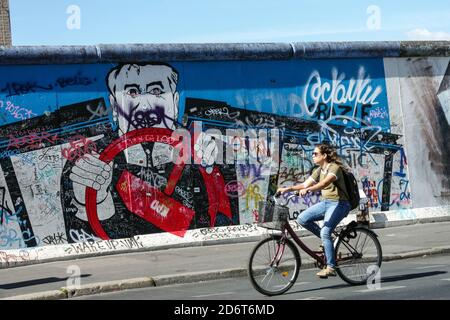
381, 271, 447, 283
285, 283, 351, 295
0, 274, 92, 290
284, 271, 448, 295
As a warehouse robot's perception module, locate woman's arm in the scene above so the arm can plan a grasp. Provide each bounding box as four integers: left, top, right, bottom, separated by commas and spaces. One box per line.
277, 177, 316, 194
300, 174, 336, 196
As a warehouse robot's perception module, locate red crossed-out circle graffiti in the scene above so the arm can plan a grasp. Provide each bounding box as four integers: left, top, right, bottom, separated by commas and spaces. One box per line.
85, 128, 232, 240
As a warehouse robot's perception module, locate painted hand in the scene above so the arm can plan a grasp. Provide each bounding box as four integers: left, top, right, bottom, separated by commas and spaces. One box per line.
194, 132, 219, 169
69, 152, 112, 204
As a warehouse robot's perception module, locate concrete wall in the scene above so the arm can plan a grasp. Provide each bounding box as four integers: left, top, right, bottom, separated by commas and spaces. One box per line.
0, 42, 449, 250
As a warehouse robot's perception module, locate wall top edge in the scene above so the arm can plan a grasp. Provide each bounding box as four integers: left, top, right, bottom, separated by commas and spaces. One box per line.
0, 41, 449, 65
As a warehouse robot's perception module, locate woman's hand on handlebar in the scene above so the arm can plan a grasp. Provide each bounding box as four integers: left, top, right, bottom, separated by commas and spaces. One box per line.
276, 187, 302, 198
275, 187, 290, 197
299, 188, 310, 197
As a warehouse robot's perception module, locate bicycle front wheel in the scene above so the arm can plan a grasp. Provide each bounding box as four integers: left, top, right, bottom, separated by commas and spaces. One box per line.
335, 226, 382, 285
248, 235, 301, 296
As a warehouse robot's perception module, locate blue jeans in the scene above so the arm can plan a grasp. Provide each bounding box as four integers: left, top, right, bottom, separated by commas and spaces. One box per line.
297, 200, 350, 269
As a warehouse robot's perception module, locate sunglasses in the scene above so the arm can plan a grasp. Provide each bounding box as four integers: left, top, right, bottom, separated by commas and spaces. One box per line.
312, 152, 321, 157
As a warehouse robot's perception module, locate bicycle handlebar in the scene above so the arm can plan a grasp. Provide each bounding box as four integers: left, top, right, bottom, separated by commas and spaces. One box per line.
273, 191, 300, 206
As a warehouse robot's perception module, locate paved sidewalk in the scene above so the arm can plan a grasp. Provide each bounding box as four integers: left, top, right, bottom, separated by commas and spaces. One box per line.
1, 221, 450, 300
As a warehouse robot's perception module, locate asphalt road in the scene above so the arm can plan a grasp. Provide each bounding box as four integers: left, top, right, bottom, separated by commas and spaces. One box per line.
75, 253, 450, 300
2, 221, 450, 301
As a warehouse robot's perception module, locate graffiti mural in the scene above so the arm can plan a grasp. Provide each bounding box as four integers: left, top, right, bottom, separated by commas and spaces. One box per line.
0, 58, 415, 249
390, 57, 450, 207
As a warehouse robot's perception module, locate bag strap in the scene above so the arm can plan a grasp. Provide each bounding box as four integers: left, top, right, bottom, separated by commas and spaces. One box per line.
333, 165, 351, 200
319, 163, 350, 199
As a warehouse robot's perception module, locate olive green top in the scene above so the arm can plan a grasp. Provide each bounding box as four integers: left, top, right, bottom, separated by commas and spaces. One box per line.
310, 163, 348, 201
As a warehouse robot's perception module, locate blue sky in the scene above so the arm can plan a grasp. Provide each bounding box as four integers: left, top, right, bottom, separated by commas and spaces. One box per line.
9, 0, 450, 45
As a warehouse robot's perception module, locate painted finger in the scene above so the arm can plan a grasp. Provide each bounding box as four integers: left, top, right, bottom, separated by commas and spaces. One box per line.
100, 170, 111, 180
84, 153, 112, 172
195, 132, 210, 149
73, 158, 104, 177
194, 133, 205, 151
94, 175, 106, 185
69, 172, 101, 190
71, 167, 101, 181
74, 161, 111, 182
90, 151, 112, 172
201, 133, 212, 145
203, 142, 218, 166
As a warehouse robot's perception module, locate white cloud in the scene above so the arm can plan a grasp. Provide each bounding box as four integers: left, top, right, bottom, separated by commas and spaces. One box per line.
406, 28, 450, 40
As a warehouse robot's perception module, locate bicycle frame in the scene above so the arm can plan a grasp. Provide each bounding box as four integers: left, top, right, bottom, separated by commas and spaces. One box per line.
283, 223, 326, 264
273, 194, 328, 267
269, 238, 286, 268
284, 219, 364, 265
274, 193, 363, 266
249, 196, 383, 294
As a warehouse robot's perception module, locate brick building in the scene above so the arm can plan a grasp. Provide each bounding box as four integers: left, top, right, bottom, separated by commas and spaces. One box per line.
0, 0, 12, 46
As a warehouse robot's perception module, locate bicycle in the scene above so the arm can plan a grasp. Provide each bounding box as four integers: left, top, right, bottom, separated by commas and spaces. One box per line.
248, 193, 382, 296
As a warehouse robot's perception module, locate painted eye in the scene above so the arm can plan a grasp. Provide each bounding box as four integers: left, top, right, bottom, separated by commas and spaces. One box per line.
127, 88, 140, 97
149, 88, 163, 96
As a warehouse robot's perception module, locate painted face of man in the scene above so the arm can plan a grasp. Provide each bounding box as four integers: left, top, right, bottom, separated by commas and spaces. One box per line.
108, 64, 180, 134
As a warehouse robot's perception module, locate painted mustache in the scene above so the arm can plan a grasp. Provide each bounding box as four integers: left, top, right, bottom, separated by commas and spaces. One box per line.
117, 105, 166, 129
131, 108, 163, 129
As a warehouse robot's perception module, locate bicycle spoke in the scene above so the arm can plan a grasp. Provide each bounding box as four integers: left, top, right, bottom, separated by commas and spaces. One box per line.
276, 274, 291, 288
335, 227, 382, 285
263, 270, 276, 290
248, 236, 300, 296
358, 232, 368, 254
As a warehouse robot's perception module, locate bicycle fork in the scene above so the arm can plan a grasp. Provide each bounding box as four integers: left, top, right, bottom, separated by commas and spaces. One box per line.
270, 238, 286, 268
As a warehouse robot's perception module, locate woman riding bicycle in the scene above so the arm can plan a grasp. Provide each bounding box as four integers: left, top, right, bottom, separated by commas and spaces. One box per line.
277, 144, 351, 279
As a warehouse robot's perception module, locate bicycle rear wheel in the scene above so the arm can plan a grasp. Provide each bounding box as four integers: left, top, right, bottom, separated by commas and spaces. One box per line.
335, 226, 382, 285
248, 235, 301, 296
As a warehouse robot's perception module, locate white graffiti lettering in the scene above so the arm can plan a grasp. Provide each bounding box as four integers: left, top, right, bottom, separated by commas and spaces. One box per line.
303, 67, 383, 119
150, 199, 170, 218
